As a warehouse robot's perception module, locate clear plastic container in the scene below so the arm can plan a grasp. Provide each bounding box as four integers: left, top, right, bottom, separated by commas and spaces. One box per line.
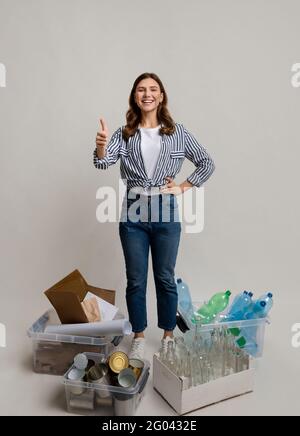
176, 302, 270, 358
27, 310, 124, 375
63, 352, 150, 416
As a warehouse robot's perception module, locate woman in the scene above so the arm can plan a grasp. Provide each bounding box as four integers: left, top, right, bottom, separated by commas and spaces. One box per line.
93, 72, 215, 359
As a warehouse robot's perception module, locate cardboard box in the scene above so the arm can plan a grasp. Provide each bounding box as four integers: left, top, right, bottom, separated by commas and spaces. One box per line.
27, 270, 120, 375
153, 354, 255, 415
44, 269, 115, 324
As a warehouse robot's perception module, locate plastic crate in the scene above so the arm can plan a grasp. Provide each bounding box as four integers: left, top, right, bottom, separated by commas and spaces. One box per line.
176, 302, 270, 358
63, 352, 150, 416
27, 310, 123, 375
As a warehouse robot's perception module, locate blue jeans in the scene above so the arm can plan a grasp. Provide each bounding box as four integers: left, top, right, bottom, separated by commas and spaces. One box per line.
119, 192, 181, 333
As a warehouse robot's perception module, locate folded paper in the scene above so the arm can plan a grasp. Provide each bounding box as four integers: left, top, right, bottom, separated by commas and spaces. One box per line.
81, 297, 101, 323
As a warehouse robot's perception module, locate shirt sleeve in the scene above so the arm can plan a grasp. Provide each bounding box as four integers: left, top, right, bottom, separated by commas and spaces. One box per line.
93, 126, 123, 169
183, 125, 215, 187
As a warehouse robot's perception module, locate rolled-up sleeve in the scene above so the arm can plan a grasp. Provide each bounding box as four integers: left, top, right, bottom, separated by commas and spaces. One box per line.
183, 126, 215, 187
93, 127, 123, 170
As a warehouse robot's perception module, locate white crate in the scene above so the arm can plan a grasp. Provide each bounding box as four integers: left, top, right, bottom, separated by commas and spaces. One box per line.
153, 353, 255, 415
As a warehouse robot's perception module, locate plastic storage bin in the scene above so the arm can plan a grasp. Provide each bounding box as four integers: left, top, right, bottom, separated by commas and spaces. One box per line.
177, 302, 270, 358
63, 352, 150, 416
27, 310, 123, 375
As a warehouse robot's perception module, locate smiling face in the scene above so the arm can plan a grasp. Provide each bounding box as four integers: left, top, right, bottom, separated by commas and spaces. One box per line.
134, 78, 164, 115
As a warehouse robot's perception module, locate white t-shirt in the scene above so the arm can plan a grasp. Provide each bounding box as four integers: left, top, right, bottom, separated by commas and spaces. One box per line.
140, 125, 162, 179
131, 125, 162, 196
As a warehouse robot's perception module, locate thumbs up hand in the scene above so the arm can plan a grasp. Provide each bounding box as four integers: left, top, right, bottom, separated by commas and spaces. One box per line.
96, 118, 109, 148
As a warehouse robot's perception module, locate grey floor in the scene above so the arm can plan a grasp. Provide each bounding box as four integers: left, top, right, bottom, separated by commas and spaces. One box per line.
0, 290, 299, 416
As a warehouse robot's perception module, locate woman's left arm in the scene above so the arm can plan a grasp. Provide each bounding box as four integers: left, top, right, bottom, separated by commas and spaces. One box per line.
160, 125, 215, 195
183, 125, 216, 188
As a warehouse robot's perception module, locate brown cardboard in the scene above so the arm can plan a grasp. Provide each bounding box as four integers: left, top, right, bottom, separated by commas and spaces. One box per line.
44, 269, 115, 324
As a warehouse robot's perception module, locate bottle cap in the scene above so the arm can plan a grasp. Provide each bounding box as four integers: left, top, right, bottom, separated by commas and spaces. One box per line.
177, 278, 182, 283
225, 290, 231, 296
248, 292, 253, 297
237, 336, 246, 348
230, 327, 241, 337
267, 292, 273, 298
260, 301, 266, 307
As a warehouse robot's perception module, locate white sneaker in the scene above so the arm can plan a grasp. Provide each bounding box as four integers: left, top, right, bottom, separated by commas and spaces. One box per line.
161, 336, 175, 354
128, 337, 146, 360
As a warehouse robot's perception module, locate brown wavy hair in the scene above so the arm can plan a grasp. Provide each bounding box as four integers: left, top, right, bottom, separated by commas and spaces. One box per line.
122, 72, 176, 142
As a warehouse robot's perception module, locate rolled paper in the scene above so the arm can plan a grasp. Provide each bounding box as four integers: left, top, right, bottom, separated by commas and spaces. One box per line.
45, 319, 132, 337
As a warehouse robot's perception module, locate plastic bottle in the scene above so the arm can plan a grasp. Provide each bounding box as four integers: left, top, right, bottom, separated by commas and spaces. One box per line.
252, 292, 273, 315
226, 291, 254, 321
223, 291, 254, 337
235, 297, 273, 357
194, 290, 232, 324
176, 278, 194, 318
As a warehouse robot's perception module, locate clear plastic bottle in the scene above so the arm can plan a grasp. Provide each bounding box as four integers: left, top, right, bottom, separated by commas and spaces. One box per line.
252, 292, 273, 315
225, 291, 254, 337
235, 299, 273, 357
226, 291, 254, 321
176, 278, 194, 318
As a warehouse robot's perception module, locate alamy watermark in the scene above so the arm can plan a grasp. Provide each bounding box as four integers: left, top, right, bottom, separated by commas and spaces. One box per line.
0, 323, 6, 348
0, 62, 6, 88
291, 63, 300, 88
96, 180, 205, 233
291, 323, 300, 348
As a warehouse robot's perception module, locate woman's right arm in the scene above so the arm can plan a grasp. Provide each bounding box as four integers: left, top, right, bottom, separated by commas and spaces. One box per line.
93, 118, 123, 170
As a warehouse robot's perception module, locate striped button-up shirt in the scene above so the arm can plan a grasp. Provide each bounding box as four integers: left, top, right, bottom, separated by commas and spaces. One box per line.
93, 122, 215, 191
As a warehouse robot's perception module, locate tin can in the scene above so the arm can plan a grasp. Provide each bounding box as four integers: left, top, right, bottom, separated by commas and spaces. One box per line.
108, 351, 129, 374
95, 395, 113, 408
117, 367, 137, 388
73, 353, 88, 370
86, 363, 108, 382
87, 363, 111, 398
128, 358, 144, 380
67, 368, 86, 395
86, 359, 96, 371
69, 390, 94, 411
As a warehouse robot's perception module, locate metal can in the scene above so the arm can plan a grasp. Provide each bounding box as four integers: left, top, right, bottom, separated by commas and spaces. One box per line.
67, 367, 86, 395
86, 359, 96, 371
128, 358, 144, 381
86, 363, 109, 382
95, 395, 113, 408
117, 367, 137, 388
108, 351, 129, 374
73, 353, 88, 371
69, 390, 95, 411
87, 363, 111, 398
